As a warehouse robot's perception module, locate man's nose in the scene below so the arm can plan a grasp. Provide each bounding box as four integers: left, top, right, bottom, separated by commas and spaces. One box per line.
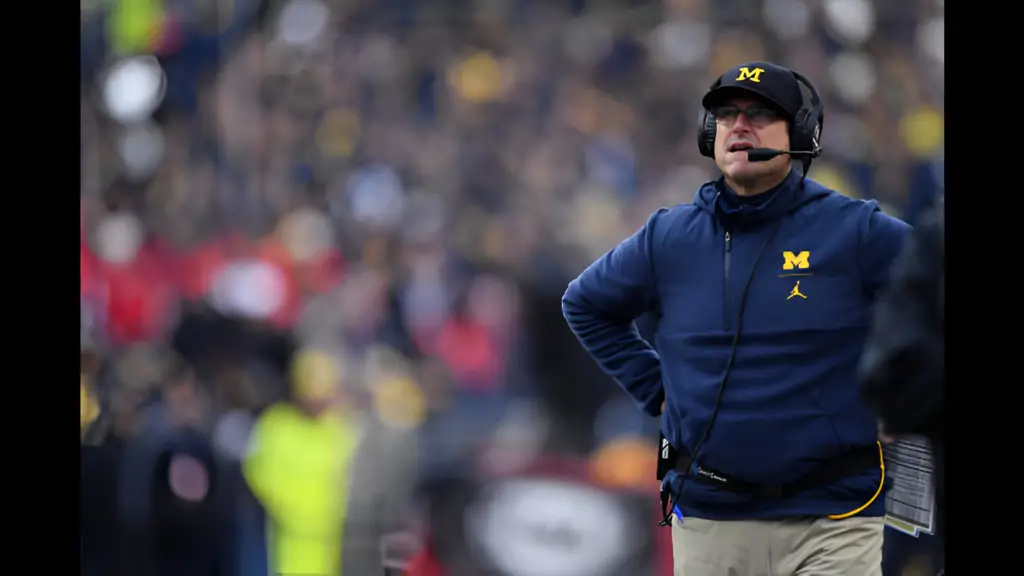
731, 112, 754, 131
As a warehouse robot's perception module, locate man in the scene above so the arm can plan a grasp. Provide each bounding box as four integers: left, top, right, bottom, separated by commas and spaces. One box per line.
860, 196, 944, 538
561, 61, 910, 576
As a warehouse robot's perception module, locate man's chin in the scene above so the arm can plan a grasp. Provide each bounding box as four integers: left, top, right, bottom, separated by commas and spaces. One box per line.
724, 165, 768, 184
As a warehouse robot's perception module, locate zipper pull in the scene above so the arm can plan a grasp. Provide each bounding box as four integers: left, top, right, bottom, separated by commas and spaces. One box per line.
725, 231, 732, 252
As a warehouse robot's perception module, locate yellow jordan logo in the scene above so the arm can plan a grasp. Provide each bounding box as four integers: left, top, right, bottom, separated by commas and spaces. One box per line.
787, 281, 807, 300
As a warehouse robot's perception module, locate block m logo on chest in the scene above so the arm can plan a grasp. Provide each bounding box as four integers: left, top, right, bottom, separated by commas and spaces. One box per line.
782, 251, 810, 270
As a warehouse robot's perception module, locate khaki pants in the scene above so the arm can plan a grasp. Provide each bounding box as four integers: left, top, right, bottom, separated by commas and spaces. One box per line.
671, 515, 883, 576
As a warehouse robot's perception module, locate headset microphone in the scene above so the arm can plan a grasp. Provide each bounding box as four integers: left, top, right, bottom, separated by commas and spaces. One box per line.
746, 148, 822, 162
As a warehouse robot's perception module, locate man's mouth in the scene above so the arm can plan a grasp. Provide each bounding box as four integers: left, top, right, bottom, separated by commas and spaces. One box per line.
728, 142, 756, 152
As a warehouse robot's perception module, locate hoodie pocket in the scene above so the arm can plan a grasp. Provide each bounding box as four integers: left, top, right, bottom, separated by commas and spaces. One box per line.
700, 408, 847, 488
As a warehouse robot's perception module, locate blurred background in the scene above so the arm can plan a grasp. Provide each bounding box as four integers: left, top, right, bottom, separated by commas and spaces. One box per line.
79, 0, 944, 575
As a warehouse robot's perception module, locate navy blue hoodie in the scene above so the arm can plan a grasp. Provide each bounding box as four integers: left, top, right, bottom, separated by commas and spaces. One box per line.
562, 169, 910, 520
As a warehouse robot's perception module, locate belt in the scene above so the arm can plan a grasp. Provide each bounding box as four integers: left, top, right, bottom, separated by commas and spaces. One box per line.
657, 438, 882, 524
679, 443, 880, 499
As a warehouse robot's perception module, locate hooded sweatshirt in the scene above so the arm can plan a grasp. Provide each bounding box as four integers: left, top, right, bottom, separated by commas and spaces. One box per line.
562, 169, 910, 519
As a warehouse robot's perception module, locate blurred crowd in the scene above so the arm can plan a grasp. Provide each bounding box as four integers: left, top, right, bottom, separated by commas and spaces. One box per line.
79, 0, 944, 575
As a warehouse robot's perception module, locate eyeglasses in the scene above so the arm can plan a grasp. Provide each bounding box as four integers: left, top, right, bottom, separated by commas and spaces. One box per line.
712, 105, 781, 128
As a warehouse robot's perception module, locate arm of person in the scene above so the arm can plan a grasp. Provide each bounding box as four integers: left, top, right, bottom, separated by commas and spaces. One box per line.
562, 209, 665, 417
858, 203, 913, 298
860, 201, 944, 438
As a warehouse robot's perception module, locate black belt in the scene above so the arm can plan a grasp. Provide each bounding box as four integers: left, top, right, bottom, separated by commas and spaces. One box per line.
678, 443, 880, 500
657, 437, 880, 524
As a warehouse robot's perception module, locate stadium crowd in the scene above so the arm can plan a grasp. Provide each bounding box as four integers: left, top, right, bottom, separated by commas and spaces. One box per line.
79, 0, 944, 574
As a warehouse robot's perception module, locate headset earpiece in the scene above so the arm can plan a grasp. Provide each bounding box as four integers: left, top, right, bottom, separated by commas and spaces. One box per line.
790, 71, 824, 157
697, 78, 724, 159
697, 109, 717, 159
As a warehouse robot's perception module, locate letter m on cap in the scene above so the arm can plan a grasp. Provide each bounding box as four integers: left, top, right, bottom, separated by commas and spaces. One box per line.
736, 67, 764, 83
783, 251, 810, 270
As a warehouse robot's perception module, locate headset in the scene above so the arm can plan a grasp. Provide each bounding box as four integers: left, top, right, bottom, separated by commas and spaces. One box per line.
696, 69, 824, 172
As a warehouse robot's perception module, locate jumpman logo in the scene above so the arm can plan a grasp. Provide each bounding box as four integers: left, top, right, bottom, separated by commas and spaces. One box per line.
787, 281, 807, 300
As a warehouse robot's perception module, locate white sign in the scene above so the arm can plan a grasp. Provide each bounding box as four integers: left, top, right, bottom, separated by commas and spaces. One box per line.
466, 478, 638, 576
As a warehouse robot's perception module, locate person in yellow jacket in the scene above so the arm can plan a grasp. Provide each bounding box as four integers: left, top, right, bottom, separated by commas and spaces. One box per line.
243, 348, 362, 576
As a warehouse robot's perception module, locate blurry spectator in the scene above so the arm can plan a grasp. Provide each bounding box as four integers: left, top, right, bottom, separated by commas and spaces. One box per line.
335, 266, 416, 355
116, 353, 232, 576
343, 345, 424, 574
431, 273, 518, 440
86, 208, 177, 346
242, 348, 361, 576
517, 272, 620, 454
81, 347, 158, 576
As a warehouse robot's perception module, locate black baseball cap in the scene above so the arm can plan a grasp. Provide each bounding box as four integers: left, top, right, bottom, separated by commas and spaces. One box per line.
701, 62, 804, 120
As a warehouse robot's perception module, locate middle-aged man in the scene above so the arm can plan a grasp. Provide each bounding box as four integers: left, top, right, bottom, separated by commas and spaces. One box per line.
561, 61, 911, 575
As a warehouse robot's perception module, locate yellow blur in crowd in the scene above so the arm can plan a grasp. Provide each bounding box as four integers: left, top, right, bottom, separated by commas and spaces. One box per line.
900, 106, 944, 159
81, 375, 100, 434
108, 0, 165, 54
588, 436, 658, 491
243, 349, 360, 576
448, 51, 505, 104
